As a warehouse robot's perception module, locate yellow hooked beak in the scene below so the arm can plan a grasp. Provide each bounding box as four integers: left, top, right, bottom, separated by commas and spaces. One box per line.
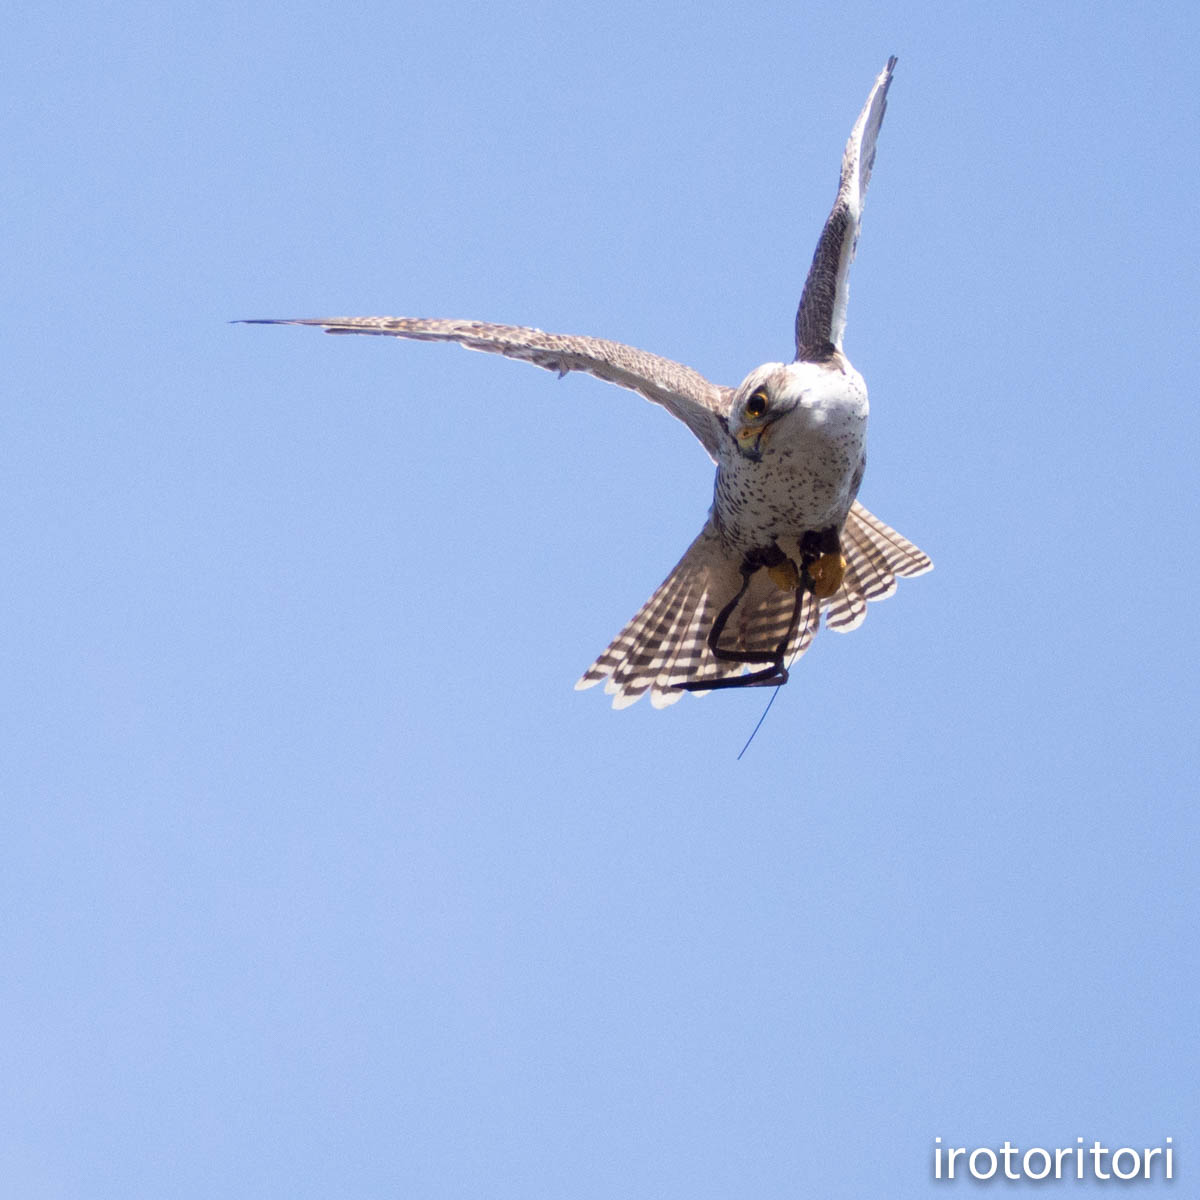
736, 423, 771, 460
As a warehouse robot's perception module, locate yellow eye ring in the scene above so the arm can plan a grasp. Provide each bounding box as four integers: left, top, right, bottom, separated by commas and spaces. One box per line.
745, 388, 769, 419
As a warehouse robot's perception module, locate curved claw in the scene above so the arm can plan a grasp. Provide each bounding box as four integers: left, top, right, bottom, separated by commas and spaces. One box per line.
806, 552, 847, 599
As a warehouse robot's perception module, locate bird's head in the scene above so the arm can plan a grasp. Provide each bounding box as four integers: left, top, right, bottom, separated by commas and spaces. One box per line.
729, 359, 867, 460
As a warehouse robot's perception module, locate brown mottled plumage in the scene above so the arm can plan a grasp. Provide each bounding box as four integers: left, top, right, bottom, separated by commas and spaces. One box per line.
240, 57, 930, 708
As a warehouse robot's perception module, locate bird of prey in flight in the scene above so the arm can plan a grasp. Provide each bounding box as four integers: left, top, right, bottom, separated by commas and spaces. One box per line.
242, 56, 930, 709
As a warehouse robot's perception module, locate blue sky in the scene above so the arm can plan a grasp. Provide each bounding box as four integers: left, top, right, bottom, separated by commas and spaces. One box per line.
4, 3, 1197, 1196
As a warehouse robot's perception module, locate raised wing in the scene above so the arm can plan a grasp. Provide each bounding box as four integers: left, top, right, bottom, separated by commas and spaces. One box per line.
238, 316, 730, 460
794, 57, 896, 363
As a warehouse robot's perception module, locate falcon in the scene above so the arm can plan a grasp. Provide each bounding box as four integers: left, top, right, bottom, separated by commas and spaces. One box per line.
241, 56, 930, 709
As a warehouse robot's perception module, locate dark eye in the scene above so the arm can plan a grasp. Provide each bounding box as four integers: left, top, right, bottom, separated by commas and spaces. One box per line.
745, 388, 769, 419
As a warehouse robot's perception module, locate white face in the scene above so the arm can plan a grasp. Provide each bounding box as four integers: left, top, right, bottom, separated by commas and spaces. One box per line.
730, 360, 868, 460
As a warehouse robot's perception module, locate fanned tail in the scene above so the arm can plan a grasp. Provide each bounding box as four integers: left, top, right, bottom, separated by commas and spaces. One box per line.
825, 501, 932, 632
575, 526, 733, 709
577, 504, 930, 709
576, 526, 823, 709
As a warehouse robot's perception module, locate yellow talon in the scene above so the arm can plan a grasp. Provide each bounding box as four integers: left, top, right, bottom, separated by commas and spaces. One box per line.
808, 552, 847, 599
767, 561, 801, 591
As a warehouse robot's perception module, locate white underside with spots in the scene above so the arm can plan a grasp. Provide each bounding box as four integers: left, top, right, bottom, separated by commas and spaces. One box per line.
714, 361, 868, 554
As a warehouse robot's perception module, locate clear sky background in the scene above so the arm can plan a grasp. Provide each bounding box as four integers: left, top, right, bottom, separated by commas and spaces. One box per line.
4, 3, 1197, 1197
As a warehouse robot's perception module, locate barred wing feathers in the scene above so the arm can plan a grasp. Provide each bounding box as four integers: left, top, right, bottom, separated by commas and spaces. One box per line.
237, 316, 729, 460
794, 57, 896, 363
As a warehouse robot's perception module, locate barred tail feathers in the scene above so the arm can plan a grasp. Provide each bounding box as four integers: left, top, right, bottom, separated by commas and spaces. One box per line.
576, 526, 736, 709
576, 526, 824, 709
826, 501, 932, 633
576, 504, 930, 708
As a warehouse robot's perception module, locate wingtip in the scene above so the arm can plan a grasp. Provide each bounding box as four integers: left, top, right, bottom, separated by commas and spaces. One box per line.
230, 318, 372, 336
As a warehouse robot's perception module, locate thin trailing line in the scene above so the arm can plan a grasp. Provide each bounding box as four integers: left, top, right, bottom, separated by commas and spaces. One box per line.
737, 683, 783, 760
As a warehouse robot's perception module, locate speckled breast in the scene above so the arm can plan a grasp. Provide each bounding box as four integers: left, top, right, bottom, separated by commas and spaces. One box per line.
713, 408, 867, 553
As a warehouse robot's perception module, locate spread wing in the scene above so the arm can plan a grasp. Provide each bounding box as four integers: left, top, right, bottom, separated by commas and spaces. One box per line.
794, 56, 896, 363
238, 316, 730, 460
